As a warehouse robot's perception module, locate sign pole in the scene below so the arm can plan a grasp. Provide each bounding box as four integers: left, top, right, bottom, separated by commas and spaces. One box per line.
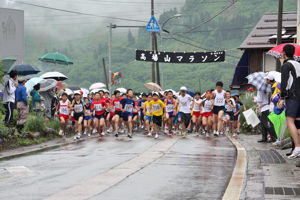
151, 0, 155, 83
109, 23, 112, 95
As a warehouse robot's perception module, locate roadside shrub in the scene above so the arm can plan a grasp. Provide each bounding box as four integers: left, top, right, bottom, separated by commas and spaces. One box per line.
47, 119, 60, 134
11, 109, 18, 128
239, 93, 256, 132
24, 114, 46, 132
0, 120, 9, 138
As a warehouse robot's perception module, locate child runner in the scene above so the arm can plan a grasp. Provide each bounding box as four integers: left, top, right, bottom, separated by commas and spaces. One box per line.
144, 93, 153, 136
112, 90, 123, 137
120, 89, 135, 138
84, 98, 92, 137
224, 91, 236, 137
212, 81, 226, 137
100, 91, 110, 136
200, 91, 214, 138
177, 86, 193, 138
55, 93, 70, 139
235, 95, 245, 134
132, 96, 139, 131
138, 93, 147, 129
91, 92, 107, 139
150, 92, 165, 139
164, 90, 177, 136
233, 95, 241, 136
191, 92, 202, 136
71, 91, 86, 140
107, 94, 115, 133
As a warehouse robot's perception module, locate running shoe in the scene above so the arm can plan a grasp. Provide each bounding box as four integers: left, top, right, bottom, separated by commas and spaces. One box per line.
77, 134, 81, 139
124, 128, 128, 134
182, 133, 187, 138
168, 131, 172, 137
59, 129, 63, 135
272, 140, 281, 146
74, 135, 77, 140
237, 131, 240, 135
98, 136, 103, 140
202, 130, 206, 135
288, 149, 300, 159
226, 127, 229, 132
147, 133, 152, 137
83, 131, 87, 135
196, 132, 199, 137
220, 131, 224, 135
133, 127, 138, 131
206, 132, 209, 138
107, 128, 112, 133
155, 134, 159, 139
92, 129, 97, 134
115, 132, 119, 137
101, 132, 105, 136
141, 125, 145, 129
214, 132, 219, 137
128, 133, 132, 138
232, 134, 237, 137
88, 133, 91, 137
151, 129, 154, 134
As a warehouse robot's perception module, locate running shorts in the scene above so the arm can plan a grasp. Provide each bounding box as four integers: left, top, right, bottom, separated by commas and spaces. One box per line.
180, 112, 192, 127
115, 110, 122, 117
73, 113, 84, 121
153, 115, 162, 126
94, 113, 105, 120
193, 111, 201, 118
59, 114, 69, 122
286, 99, 300, 118
225, 112, 234, 122
84, 115, 92, 121
202, 112, 213, 118
122, 112, 133, 122
133, 113, 138, 118
213, 106, 225, 115
167, 112, 175, 118
145, 115, 152, 123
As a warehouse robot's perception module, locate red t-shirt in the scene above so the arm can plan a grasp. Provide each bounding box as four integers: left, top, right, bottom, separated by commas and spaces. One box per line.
133, 102, 139, 114
91, 99, 106, 115
112, 97, 123, 111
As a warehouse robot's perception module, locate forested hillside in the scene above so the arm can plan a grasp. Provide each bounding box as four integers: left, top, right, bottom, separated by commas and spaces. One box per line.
24, 0, 297, 92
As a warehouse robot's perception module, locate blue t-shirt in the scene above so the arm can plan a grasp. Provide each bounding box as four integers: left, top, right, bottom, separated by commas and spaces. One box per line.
120, 98, 135, 113
234, 103, 240, 114
137, 100, 145, 112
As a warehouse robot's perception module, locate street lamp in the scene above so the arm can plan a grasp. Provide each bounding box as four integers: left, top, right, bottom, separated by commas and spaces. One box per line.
160, 14, 181, 90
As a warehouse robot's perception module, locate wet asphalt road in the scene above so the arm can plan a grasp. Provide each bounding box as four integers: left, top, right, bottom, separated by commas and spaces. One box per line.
0, 131, 236, 200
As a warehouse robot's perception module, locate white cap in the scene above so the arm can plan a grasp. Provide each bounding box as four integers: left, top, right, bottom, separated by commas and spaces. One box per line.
152, 92, 159, 96
264, 74, 275, 81
74, 91, 81, 95
180, 86, 187, 91
83, 93, 87, 98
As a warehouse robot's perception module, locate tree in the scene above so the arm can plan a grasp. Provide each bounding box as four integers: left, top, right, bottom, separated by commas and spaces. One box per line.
93, 50, 98, 59
127, 29, 135, 45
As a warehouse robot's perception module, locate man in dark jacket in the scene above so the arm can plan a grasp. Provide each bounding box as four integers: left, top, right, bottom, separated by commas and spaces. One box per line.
279, 44, 300, 159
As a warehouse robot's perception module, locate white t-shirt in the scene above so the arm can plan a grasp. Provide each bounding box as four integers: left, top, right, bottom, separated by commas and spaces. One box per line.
177, 94, 193, 113
193, 99, 202, 112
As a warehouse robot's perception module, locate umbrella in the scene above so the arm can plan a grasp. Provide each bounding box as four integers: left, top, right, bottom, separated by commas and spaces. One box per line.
89, 83, 106, 90
7, 64, 40, 76
164, 89, 179, 97
186, 89, 195, 97
40, 71, 68, 81
39, 52, 73, 65
246, 72, 271, 94
265, 71, 281, 82
39, 79, 58, 92
81, 88, 89, 94
116, 88, 127, 93
68, 85, 81, 91
144, 82, 162, 92
65, 88, 73, 95
25, 77, 44, 93
266, 43, 300, 61
24, 75, 37, 80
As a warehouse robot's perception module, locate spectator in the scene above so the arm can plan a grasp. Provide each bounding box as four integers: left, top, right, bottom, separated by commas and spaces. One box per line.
15, 77, 29, 132
279, 44, 300, 159
40, 87, 56, 121
3, 70, 18, 126
57, 82, 67, 98
30, 83, 44, 115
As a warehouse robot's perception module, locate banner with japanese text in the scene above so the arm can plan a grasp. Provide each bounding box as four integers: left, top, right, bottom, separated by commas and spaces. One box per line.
135, 50, 225, 63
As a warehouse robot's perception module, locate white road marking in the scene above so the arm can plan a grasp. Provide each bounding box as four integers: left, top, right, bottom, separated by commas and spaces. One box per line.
6, 166, 38, 178
44, 137, 179, 200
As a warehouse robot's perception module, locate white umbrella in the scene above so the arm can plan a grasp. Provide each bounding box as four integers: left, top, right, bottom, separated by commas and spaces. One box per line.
89, 83, 106, 90
116, 88, 127, 93
144, 82, 162, 92
80, 88, 89, 94
65, 88, 73, 96
265, 71, 281, 82
40, 71, 68, 81
164, 89, 179, 97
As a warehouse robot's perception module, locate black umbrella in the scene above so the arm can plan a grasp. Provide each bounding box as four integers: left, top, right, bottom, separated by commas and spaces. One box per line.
7, 64, 40, 76
67, 85, 81, 91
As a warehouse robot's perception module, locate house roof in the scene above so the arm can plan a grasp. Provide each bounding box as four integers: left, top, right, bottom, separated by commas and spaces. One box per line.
239, 12, 297, 49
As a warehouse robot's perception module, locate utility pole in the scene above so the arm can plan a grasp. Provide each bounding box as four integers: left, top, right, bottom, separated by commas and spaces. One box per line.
151, 0, 156, 83
154, 35, 160, 86
276, 0, 283, 72
109, 23, 113, 95
199, 78, 201, 94
102, 58, 108, 90
160, 34, 164, 90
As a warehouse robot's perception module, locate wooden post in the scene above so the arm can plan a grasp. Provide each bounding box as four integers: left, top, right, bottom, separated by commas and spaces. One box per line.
102, 58, 109, 90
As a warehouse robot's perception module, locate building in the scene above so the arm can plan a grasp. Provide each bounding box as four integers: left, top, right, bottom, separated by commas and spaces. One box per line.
0, 7, 24, 71
230, 12, 297, 93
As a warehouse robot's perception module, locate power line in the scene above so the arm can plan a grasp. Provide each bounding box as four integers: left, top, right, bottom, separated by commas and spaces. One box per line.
11, 0, 148, 23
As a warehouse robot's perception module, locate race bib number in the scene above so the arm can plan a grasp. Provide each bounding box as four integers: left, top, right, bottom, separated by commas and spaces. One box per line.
225, 104, 231, 111
74, 104, 83, 112
125, 104, 133, 112
215, 98, 224, 104
194, 103, 199, 110
181, 102, 188, 107
114, 102, 120, 109
205, 102, 212, 108
146, 106, 150, 113
95, 104, 102, 111
60, 107, 69, 115
166, 104, 174, 112
152, 104, 161, 112
133, 107, 138, 112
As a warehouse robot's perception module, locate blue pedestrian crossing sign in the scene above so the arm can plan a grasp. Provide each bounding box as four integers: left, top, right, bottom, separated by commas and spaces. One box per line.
146, 16, 160, 32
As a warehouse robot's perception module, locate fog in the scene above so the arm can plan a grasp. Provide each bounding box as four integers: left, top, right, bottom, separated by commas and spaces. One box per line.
1, 0, 185, 41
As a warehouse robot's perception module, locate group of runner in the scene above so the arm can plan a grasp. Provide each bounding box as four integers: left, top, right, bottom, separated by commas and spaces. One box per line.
55, 81, 244, 140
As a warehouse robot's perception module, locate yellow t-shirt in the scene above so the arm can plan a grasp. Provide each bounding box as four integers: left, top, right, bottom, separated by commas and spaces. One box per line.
144, 101, 152, 116
150, 100, 165, 116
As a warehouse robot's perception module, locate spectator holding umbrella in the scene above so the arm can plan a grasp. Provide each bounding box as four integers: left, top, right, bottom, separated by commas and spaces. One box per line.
40, 87, 56, 121
30, 83, 44, 115
279, 44, 300, 159
57, 83, 67, 98
15, 77, 29, 132
3, 70, 18, 126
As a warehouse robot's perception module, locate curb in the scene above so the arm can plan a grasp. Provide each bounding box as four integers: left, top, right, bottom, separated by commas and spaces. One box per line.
222, 133, 247, 200
0, 135, 99, 161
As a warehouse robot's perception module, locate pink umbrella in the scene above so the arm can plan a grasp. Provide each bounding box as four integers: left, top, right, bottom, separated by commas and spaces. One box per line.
266, 43, 300, 61
89, 83, 106, 90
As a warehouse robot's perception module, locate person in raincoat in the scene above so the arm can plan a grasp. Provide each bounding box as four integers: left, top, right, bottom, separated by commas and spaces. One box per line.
30, 83, 45, 115
40, 87, 56, 121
